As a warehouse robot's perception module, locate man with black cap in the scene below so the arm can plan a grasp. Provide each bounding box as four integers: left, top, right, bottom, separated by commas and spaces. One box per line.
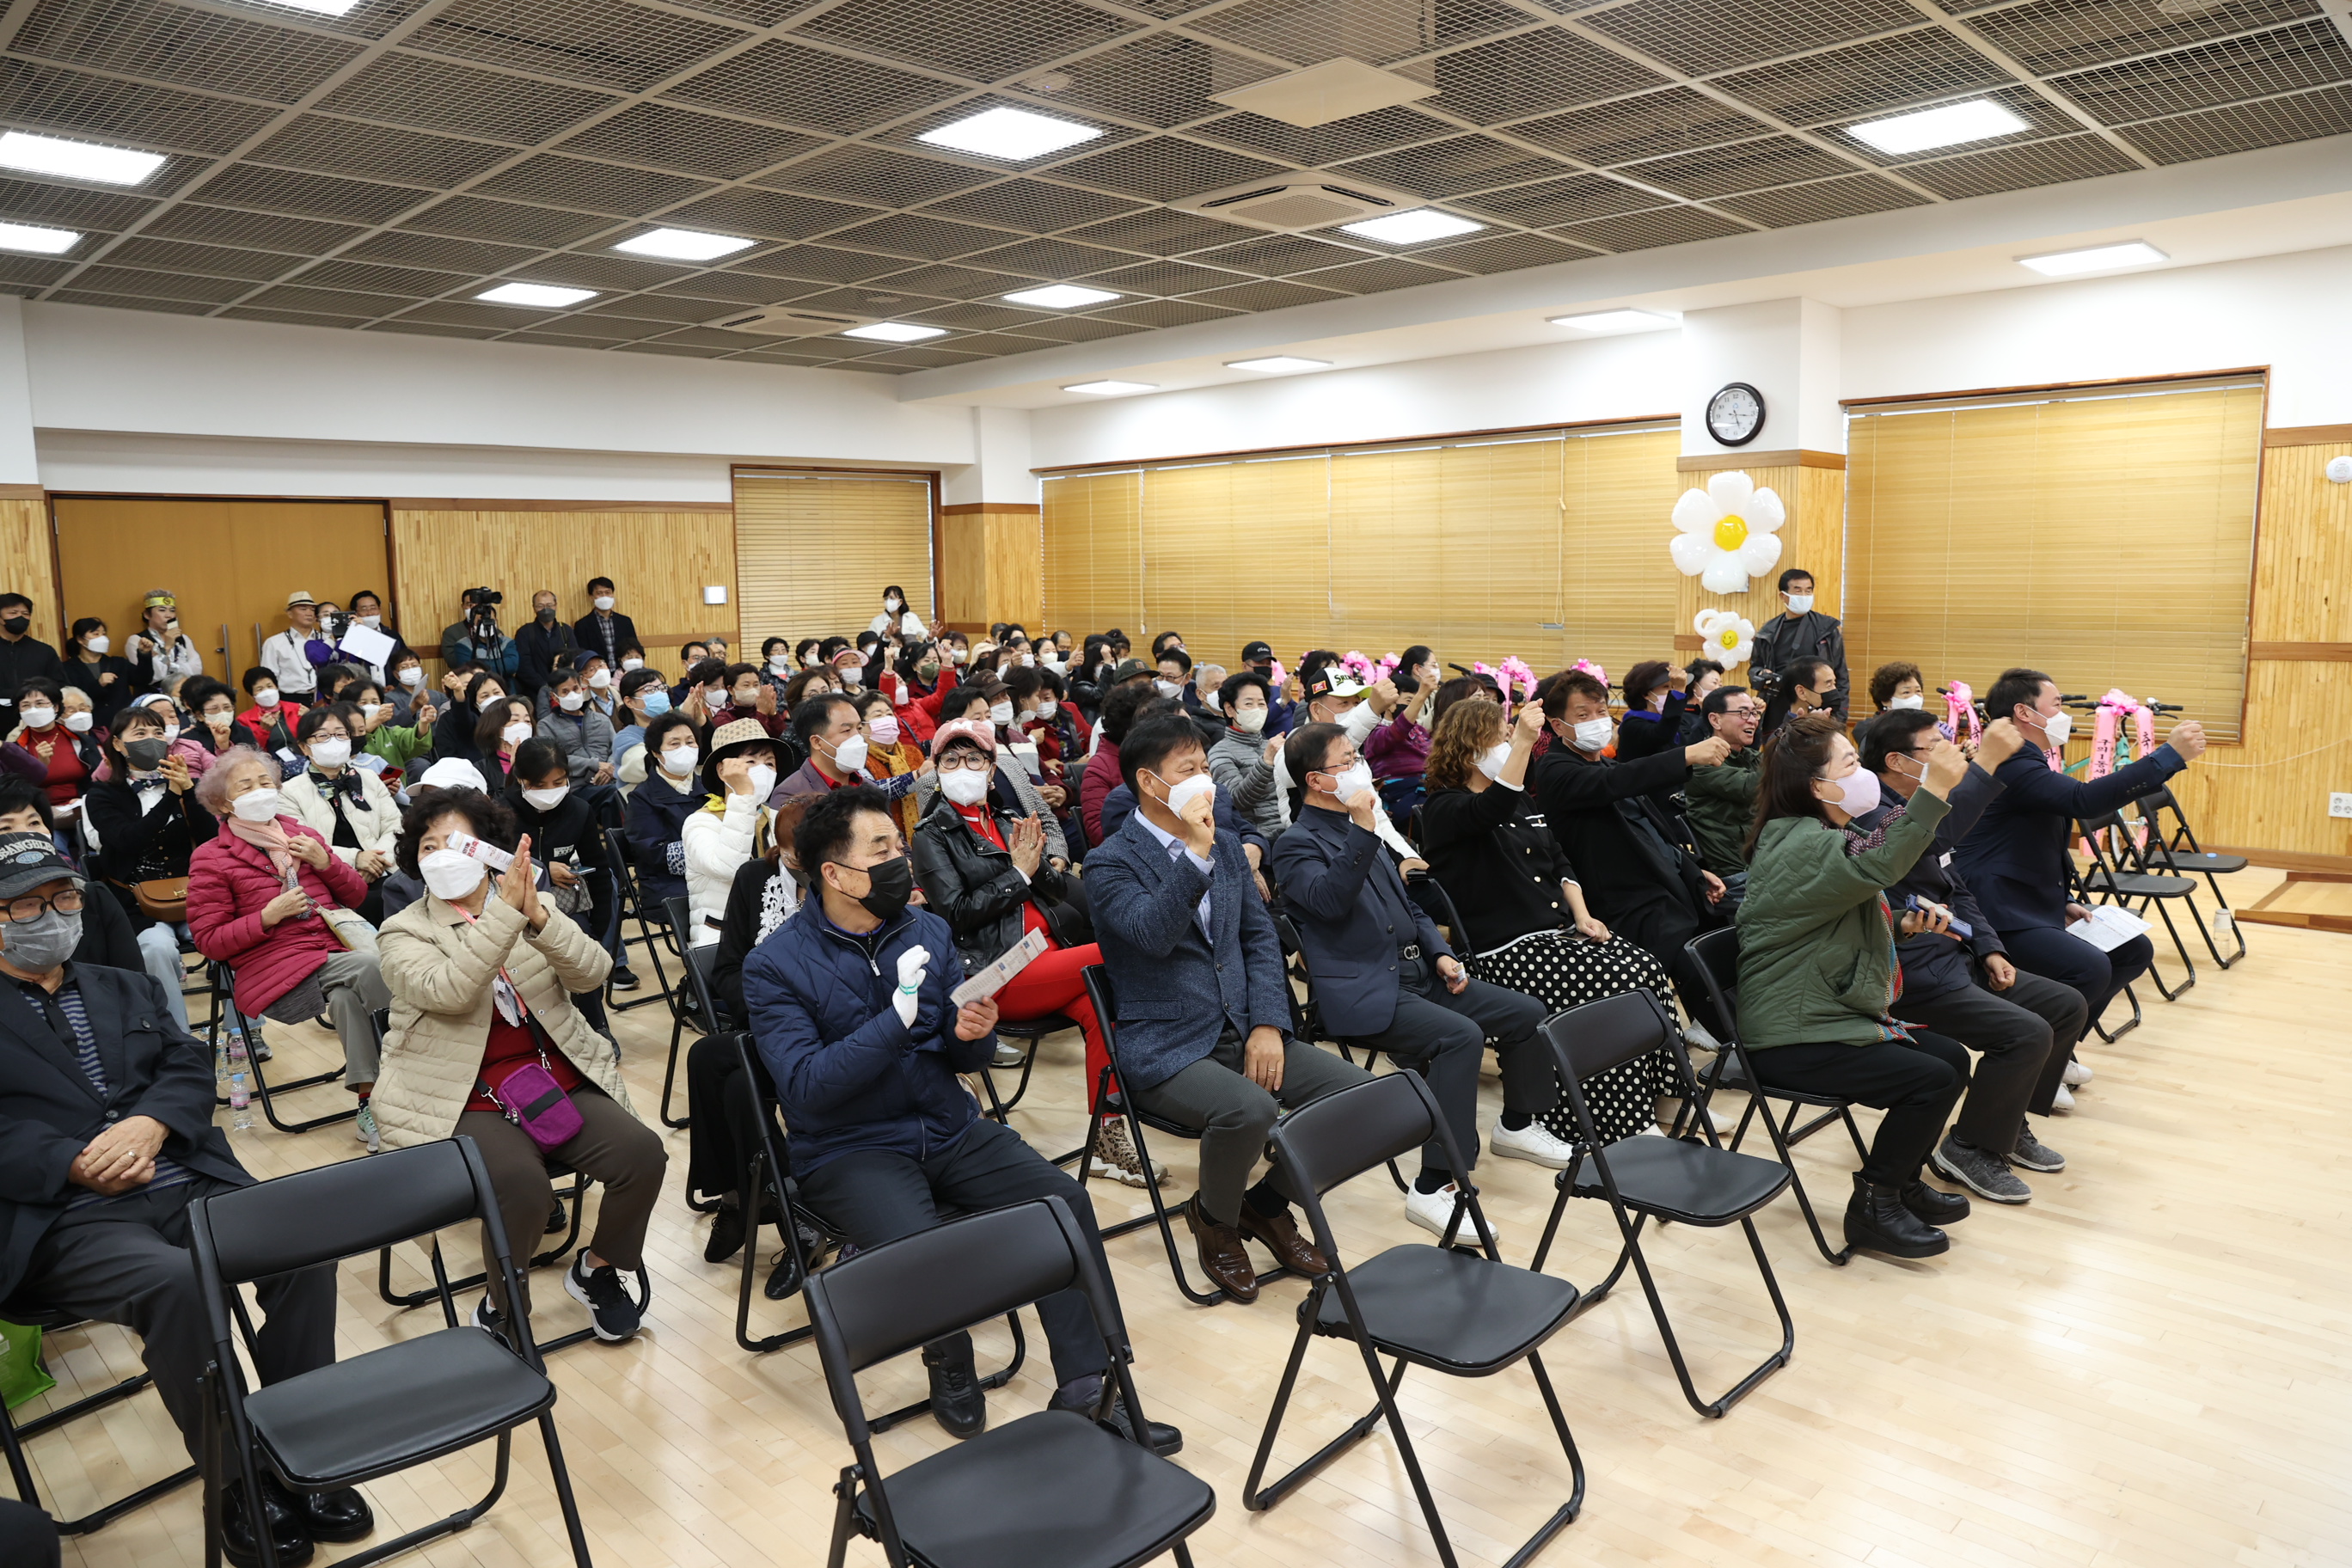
0, 834, 358, 1565
1237, 640, 1298, 736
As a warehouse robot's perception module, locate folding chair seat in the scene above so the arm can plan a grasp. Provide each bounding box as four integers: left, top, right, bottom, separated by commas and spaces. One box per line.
808, 1197, 1211, 1568
190, 1138, 591, 1568
202, 961, 357, 1135
1684, 928, 1858, 1267
1244, 1072, 1583, 1568
1529, 989, 1795, 1418
602, 826, 677, 1012
2134, 784, 2246, 967
2077, 811, 2197, 1001
0, 1304, 199, 1535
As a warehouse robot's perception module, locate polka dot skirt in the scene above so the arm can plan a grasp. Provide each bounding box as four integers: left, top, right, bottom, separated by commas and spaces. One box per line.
1470, 930, 1678, 1144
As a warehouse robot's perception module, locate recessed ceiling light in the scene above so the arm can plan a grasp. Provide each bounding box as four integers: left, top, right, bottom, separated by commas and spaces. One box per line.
476, 282, 597, 308
1550, 309, 1678, 334
1227, 356, 1330, 373
842, 322, 947, 342
0, 220, 80, 254
1848, 99, 2030, 155
1340, 208, 1484, 245
245, 0, 361, 14
917, 106, 1102, 162
1003, 284, 1120, 309
2017, 240, 2168, 276
613, 227, 756, 261
1064, 380, 1156, 395
0, 131, 165, 187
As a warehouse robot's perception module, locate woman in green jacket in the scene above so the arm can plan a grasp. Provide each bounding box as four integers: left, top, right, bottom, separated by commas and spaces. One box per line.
1733, 715, 1975, 1260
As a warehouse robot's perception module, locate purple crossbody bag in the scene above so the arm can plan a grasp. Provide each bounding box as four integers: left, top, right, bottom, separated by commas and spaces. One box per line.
480, 1052, 584, 1152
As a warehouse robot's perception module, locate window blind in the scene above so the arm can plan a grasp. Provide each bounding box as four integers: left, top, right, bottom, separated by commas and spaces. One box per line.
734, 471, 933, 647
1845, 377, 2261, 743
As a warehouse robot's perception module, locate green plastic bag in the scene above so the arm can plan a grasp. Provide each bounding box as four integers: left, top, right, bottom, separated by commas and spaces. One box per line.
0, 1317, 58, 1410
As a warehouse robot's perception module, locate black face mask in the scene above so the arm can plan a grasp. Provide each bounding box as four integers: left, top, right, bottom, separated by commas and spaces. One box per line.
125, 738, 169, 770
837, 853, 913, 922
536, 606, 556, 622
2, 616, 27, 635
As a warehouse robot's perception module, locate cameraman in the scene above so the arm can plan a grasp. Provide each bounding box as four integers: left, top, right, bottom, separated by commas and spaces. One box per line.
516, 589, 579, 703
439, 589, 518, 684
260, 590, 333, 702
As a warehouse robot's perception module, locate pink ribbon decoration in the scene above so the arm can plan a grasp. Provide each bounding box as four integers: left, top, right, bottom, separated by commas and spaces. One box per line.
1571, 658, 1607, 689
1941, 680, 1983, 751
1268, 658, 1289, 694
2086, 688, 2154, 781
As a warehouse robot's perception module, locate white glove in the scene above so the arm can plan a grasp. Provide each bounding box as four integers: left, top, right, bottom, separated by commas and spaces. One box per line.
892, 945, 929, 1028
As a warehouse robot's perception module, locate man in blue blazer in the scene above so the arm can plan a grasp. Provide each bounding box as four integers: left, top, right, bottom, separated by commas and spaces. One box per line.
1951, 668, 2208, 1038
1087, 715, 1368, 1304
1271, 723, 1562, 1240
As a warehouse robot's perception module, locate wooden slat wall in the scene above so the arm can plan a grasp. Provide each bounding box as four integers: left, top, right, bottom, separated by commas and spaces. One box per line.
1040, 471, 1142, 642
391, 505, 738, 673
0, 496, 58, 647
732, 472, 930, 653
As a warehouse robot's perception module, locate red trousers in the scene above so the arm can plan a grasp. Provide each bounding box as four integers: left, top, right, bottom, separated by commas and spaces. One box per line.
993, 941, 1112, 1099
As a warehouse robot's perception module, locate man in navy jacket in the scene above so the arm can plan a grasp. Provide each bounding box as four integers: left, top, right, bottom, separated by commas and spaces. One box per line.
744, 786, 1176, 1453
1271, 723, 1559, 1240
1952, 667, 2208, 1038
1087, 715, 1367, 1303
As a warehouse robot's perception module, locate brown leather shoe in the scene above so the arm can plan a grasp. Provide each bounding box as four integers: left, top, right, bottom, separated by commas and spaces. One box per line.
1183, 1195, 1259, 1302
1235, 1204, 1329, 1277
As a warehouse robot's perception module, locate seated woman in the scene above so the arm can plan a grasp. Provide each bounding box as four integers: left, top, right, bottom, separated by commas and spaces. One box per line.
611, 667, 670, 778
1736, 714, 1973, 1260
9, 677, 101, 815
279, 706, 400, 923
315, 662, 366, 711
913, 685, 1067, 860
850, 686, 924, 840
373, 787, 663, 1341
625, 710, 702, 917
181, 676, 246, 764
473, 695, 538, 794
1365, 646, 1437, 822
1678, 659, 1725, 743
1614, 659, 1692, 763
387, 649, 442, 726
1871, 660, 1926, 714
432, 671, 511, 764
508, 737, 629, 1000
1418, 696, 1678, 1143
536, 665, 616, 788
713, 662, 788, 739
236, 666, 302, 752
187, 744, 394, 1148
59, 616, 144, 729
683, 719, 778, 945
83, 702, 216, 1030
119, 689, 213, 781
344, 679, 434, 783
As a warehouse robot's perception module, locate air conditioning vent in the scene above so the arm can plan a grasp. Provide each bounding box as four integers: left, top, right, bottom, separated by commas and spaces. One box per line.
1175, 178, 1417, 234
702, 306, 881, 337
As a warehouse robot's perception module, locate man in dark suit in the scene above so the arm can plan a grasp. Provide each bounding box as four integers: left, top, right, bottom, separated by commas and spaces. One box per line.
1086, 715, 1368, 1302
1097, 771, 1271, 898
1951, 666, 2208, 1038
1270, 722, 1559, 1240
572, 576, 640, 673
0, 835, 360, 1566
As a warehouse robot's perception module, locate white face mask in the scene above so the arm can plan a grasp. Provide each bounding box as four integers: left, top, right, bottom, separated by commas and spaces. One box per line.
230, 787, 283, 823
1231, 706, 1267, 734
830, 732, 869, 774
501, 721, 533, 748
253, 689, 280, 709
83, 635, 109, 655
162, 723, 180, 742
586, 669, 611, 689
731, 689, 760, 711
869, 715, 899, 748
1038, 699, 1058, 719
745, 763, 778, 799
358, 703, 384, 724
1325, 761, 1374, 803
1570, 716, 1614, 753
940, 766, 990, 805
358, 614, 381, 628
2039, 709, 2073, 747
420, 848, 487, 900
62, 712, 93, 733
397, 667, 422, 687
557, 691, 587, 712
949, 648, 967, 665
768, 656, 791, 672
1161, 772, 1216, 818
593, 596, 616, 612
1154, 679, 1181, 697
17, 705, 52, 728
988, 701, 1014, 726
621, 657, 643, 671
1475, 741, 1512, 781
1816, 767, 1881, 816
660, 745, 699, 778
1786, 593, 1815, 614
522, 785, 569, 811
309, 738, 351, 769
1888, 693, 1925, 710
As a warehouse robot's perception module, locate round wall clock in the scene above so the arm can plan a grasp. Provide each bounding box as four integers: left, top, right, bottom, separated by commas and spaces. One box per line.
1706, 382, 1765, 447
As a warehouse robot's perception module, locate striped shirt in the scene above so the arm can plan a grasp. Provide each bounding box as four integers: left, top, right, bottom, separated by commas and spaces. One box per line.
21, 972, 194, 1209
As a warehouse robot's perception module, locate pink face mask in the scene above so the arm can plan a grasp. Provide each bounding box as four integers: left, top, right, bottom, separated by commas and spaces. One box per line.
1816, 767, 1881, 817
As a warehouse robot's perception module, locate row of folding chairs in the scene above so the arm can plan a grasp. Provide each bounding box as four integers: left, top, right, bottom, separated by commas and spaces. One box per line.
2071, 784, 2247, 1040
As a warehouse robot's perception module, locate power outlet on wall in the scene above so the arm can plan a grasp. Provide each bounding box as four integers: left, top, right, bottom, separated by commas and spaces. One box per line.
2331, 793, 2352, 819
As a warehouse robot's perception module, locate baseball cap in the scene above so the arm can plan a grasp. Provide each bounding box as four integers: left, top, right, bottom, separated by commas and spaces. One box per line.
1240, 640, 1274, 663
0, 832, 84, 902
932, 717, 996, 756
1303, 667, 1367, 702
1111, 658, 1153, 685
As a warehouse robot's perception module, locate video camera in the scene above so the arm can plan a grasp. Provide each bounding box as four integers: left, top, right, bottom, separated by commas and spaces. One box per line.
466, 588, 504, 627
319, 604, 351, 643
1748, 665, 1783, 700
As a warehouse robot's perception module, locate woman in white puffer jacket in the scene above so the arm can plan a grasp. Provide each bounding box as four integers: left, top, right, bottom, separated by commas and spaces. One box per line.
680, 717, 779, 945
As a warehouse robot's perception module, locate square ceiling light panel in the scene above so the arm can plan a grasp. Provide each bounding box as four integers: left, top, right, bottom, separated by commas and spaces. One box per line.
615, 227, 756, 260
842, 321, 948, 340
1848, 99, 2031, 155
0, 131, 166, 187
1004, 284, 1121, 308
478, 282, 597, 307
917, 107, 1103, 162
1210, 57, 1438, 128
1340, 208, 1484, 244
2017, 240, 2166, 275
0, 221, 82, 254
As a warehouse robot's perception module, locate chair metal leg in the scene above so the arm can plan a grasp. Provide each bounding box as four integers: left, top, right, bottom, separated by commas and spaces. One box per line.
825, 1463, 861, 1568
7, 1344, 198, 1534
243, 1044, 358, 1135
2092, 981, 2142, 1044
865, 1312, 1027, 1436
1243, 1289, 1404, 1515
738, 1148, 817, 1355
658, 1010, 692, 1129
1615, 1209, 1793, 1418
979, 1037, 1041, 1123
2138, 897, 2197, 1001
609, 913, 673, 1012
1510, 1352, 1587, 1567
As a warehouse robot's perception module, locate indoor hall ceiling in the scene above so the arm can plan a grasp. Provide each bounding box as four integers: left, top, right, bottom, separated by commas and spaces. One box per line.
0, 0, 2346, 371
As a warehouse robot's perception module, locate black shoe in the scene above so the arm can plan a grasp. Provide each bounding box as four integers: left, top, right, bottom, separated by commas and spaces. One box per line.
1844, 1173, 1950, 1259
609, 966, 640, 992
545, 1198, 570, 1234
564, 1255, 647, 1342
922, 1335, 986, 1439
706, 1202, 748, 1264
220, 1480, 313, 1568
1048, 1374, 1184, 1458
264, 1475, 373, 1545
1902, 1179, 1970, 1226
764, 1250, 799, 1300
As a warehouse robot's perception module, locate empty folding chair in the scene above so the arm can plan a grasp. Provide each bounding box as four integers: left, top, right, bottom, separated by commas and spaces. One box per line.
188, 1137, 591, 1568
202, 962, 357, 1135
2077, 811, 2197, 1000
601, 826, 676, 1012
2135, 784, 2248, 965
0, 1305, 199, 1534
1244, 1072, 1584, 1568
1529, 989, 1796, 1418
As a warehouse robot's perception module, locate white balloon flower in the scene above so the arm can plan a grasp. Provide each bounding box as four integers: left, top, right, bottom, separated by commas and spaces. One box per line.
1669, 470, 1785, 595
1692, 609, 1755, 668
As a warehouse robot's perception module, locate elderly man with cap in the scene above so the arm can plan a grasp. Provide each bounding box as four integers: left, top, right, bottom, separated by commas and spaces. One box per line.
258, 590, 333, 704
0, 832, 361, 1565
1269, 665, 1418, 861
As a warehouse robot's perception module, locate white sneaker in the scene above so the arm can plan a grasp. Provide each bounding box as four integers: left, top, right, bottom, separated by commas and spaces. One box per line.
2051, 1084, 2076, 1113
1090, 1116, 1167, 1188
1681, 1018, 1721, 1051
353, 1101, 379, 1153
2061, 1058, 2092, 1086
1403, 1184, 1498, 1245
1488, 1119, 1577, 1168
990, 1040, 1027, 1068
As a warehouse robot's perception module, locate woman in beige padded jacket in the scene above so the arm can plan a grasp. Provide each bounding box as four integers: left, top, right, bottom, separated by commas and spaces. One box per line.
373, 784, 666, 1342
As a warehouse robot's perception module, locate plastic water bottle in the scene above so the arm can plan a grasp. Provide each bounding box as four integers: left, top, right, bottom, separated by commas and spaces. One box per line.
225, 1037, 253, 1131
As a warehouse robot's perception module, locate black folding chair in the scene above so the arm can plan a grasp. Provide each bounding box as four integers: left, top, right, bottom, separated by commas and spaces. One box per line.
974, 1012, 1073, 1125
189, 1138, 591, 1568
1271, 910, 1412, 1191
0, 1305, 199, 1534
201, 962, 357, 1135
2135, 784, 2248, 965
658, 894, 732, 1130
1683, 928, 1859, 1267
1070, 963, 1296, 1306
807, 1196, 1212, 1568
730, 1034, 1029, 1431
602, 825, 676, 1012
1244, 1072, 1584, 1568
1529, 990, 1796, 1418
2078, 811, 2198, 1000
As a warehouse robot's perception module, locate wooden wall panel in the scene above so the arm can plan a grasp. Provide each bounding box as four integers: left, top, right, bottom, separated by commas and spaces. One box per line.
1673, 462, 1845, 684
393, 505, 737, 673
0, 497, 57, 648
939, 513, 988, 629
985, 511, 1042, 632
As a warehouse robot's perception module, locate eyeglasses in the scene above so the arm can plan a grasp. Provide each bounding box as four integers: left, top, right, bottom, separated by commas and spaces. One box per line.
936, 754, 992, 770
4, 887, 83, 922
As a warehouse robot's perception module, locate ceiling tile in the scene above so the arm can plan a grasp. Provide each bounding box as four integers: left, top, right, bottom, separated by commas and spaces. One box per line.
666, 39, 949, 134
224, 305, 374, 327
1180, 277, 1349, 310
1406, 28, 1669, 124
2050, 21, 2352, 126
729, 243, 904, 282
1003, 312, 1148, 340
559, 103, 823, 181
408, 0, 745, 93
1511, 87, 1779, 166
71, 264, 252, 302
1045, 34, 1284, 129
401, 194, 616, 245
769, 283, 954, 314
345, 230, 544, 271
364, 318, 506, 338
757, 146, 995, 208
791, 0, 1134, 81
244, 285, 417, 315
859, 260, 1044, 297
1081, 257, 1253, 294
0, 176, 158, 233
1333, 133, 1563, 196
2119, 77, 2352, 161
1897, 129, 2142, 195
904, 300, 1059, 329
1716, 28, 2015, 126
1290, 254, 1465, 291
1965, 0, 2321, 77
51, 290, 217, 315
1582, 0, 1927, 77
918, 178, 1143, 233
662, 187, 873, 240
396, 298, 572, 328
1460, 171, 1663, 224
247, 114, 512, 188
506, 326, 642, 346
1191, 106, 1456, 167
1620, 135, 1857, 198
1412, 229, 1597, 271
633, 270, 787, 304
0, 255, 75, 286
147, 205, 365, 254
13, 0, 368, 103
1552, 203, 1752, 251
1188, 0, 1530, 66
199, 165, 425, 224
962, 234, 1141, 278
1091, 297, 1242, 327
1712, 170, 1931, 225
822, 211, 1016, 260
1046, 138, 1294, 202
0, 57, 277, 156
583, 292, 732, 322
1185, 233, 1368, 275
297, 258, 467, 295
631, 325, 770, 348
319, 52, 620, 144
104, 236, 292, 280
1061, 206, 1260, 255
474, 153, 717, 216
520, 252, 701, 290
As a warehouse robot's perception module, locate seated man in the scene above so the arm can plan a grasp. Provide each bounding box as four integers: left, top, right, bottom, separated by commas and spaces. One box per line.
1271, 722, 1565, 1237
1760, 655, 1839, 738
1856, 711, 2086, 1201
744, 787, 1178, 1453
1683, 683, 1764, 894
1086, 715, 1370, 1302
0, 836, 362, 1567
1951, 666, 2206, 1045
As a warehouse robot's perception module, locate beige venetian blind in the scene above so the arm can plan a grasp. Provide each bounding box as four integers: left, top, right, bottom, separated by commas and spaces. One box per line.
733, 471, 933, 646
1846, 377, 2261, 743
1041, 470, 1143, 640
1562, 426, 1683, 681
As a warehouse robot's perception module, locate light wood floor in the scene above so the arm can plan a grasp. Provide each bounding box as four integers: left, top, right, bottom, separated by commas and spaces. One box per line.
34, 867, 2352, 1568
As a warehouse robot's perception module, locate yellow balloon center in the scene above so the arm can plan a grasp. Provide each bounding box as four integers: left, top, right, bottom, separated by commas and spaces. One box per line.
1712, 513, 1749, 551
1716, 628, 1739, 650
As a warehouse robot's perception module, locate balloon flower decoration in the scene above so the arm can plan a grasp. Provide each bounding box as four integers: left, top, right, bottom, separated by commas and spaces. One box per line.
2087, 688, 2154, 781
1670, 471, 1785, 594
1691, 609, 1755, 668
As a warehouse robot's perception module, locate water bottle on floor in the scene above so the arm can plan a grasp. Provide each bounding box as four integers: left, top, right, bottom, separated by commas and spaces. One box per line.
225, 1036, 254, 1131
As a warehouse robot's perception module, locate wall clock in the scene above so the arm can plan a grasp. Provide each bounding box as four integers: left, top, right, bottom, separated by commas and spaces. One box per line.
1706, 382, 1765, 447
